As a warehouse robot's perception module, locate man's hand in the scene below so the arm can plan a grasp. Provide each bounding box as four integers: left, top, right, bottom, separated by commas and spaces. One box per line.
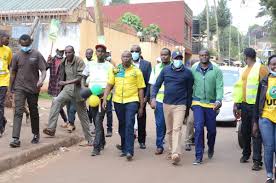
143, 97, 148, 104
252, 122, 259, 138
150, 98, 157, 109
213, 101, 222, 111
47, 55, 52, 63
185, 109, 190, 118
233, 103, 241, 119
37, 81, 43, 88
138, 106, 144, 118
58, 81, 67, 86
102, 99, 107, 110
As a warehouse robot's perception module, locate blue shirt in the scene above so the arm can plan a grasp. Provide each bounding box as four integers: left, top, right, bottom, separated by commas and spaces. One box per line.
151, 64, 194, 106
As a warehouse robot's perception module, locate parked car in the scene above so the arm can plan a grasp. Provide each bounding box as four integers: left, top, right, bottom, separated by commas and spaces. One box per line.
216, 66, 241, 124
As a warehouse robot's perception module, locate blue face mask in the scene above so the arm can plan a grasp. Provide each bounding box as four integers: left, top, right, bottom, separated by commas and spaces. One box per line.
269, 68, 276, 76
173, 60, 183, 69
131, 52, 140, 61
21, 45, 32, 53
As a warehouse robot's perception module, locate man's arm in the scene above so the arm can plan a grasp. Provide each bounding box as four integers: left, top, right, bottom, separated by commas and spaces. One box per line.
186, 71, 194, 111
214, 68, 224, 110
145, 62, 152, 100
102, 83, 114, 109
82, 64, 90, 87
9, 55, 18, 92
37, 52, 47, 87
138, 88, 145, 117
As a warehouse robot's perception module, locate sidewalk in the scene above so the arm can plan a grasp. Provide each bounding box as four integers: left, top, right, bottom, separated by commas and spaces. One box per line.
0, 99, 84, 173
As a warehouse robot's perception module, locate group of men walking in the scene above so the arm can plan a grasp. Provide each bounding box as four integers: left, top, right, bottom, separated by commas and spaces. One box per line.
1, 31, 276, 182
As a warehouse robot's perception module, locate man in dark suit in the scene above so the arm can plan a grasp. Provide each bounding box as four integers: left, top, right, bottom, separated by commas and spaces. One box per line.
130, 45, 152, 149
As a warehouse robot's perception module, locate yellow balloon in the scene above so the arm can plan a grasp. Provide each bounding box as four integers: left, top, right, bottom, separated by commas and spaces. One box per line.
87, 95, 100, 107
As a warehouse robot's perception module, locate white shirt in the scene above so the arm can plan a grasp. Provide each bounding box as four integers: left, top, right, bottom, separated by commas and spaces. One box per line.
133, 59, 140, 68
82, 61, 113, 88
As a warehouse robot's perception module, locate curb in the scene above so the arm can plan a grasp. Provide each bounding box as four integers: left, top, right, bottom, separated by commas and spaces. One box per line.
0, 135, 83, 173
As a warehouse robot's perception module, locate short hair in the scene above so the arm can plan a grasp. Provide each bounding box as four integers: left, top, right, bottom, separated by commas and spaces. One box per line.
19, 34, 31, 41
199, 49, 209, 56
0, 31, 9, 38
161, 48, 171, 55
86, 48, 93, 52
268, 55, 276, 65
65, 45, 75, 52
244, 48, 256, 59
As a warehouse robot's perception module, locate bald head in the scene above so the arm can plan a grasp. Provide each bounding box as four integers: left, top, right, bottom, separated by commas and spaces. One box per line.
121, 51, 132, 68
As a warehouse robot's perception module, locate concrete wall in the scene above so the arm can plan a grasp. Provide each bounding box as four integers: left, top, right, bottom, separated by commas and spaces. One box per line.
80, 20, 176, 66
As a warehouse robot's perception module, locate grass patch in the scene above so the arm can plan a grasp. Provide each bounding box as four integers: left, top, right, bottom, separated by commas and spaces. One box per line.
39, 92, 52, 100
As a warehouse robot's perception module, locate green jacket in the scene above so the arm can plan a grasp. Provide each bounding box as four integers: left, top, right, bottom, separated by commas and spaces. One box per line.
191, 62, 224, 104
59, 56, 85, 102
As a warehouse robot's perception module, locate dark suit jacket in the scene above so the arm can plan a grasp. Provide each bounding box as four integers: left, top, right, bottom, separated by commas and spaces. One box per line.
138, 59, 152, 100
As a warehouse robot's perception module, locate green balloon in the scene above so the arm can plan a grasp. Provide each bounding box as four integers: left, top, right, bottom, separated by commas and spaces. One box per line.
90, 84, 103, 96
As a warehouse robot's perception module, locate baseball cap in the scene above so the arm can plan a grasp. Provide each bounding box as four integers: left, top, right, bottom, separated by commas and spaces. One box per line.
172, 51, 183, 59
95, 44, 107, 51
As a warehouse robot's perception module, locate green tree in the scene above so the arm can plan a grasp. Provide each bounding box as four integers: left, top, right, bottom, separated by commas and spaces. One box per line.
217, 0, 231, 29
111, 0, 129, 4
120, 12, 143, 32
198, 7, 216, 40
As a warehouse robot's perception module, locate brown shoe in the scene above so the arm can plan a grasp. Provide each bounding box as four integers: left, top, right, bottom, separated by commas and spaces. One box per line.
155, 148, 164, 155
43, 128, 55, 137
67, 124, 76, 133
172, 154, 181, 165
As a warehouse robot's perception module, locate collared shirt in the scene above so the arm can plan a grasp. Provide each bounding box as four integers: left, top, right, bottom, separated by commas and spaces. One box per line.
82, 60, 113, 88
0, 45, 12, 86
63, 60, 75, 95
108, 65, 145, 104
133, 59, 140, 68
12, 49, 46, 94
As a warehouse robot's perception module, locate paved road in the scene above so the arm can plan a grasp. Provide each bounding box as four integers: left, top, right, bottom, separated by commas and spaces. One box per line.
0, 109, 265, 183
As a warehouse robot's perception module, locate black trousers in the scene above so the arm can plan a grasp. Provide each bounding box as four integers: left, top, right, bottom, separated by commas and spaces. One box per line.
241, 102, 262, 163
89, 104, 106, 151
12, 90, 39, 138
137, 105, 147, 144
0, 86, 7, 131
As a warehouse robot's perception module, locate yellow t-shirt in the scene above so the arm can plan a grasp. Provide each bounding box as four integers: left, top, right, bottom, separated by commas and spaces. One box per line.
108, 65, 145, 104
262, 77, 276, 123
0, 45, 12, 86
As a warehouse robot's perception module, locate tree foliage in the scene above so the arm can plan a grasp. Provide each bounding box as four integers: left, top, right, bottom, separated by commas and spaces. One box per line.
121, 12, 143, 32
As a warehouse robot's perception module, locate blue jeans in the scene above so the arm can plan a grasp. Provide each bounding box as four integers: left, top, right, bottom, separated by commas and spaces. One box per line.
114, 102, 139, 156
259, 118, 276, 179
193, 105, 217, 161
67, 101, 76, 125
106, 98, 113, 132
155, 102, 166, 149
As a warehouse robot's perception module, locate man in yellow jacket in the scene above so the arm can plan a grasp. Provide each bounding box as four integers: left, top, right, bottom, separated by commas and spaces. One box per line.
233, 48, 268, 171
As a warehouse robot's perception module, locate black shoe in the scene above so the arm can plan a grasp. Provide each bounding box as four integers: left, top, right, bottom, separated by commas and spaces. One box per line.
91, 149, 100, 156
240, 156, 249, 163
105, 131, 112, 137
185, 144, 192, 151
208, 150, 214, 159
10, 138, 21, 148
126, 153, 133, 161
31, 134, 40, 144
116, 144, 122, 150
139, 143, 146, 149
120, 153, 126, 157
252, 161, 262, 171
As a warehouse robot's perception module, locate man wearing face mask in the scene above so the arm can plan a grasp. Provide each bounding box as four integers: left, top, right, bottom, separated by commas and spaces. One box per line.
102, 51, 145, 161
191, 50, 223, 165
9, 34, 47, 147
151, 51, 194, 165
233, 48, 268, 171
149, 48, 171, 155
130, 45, 152, 149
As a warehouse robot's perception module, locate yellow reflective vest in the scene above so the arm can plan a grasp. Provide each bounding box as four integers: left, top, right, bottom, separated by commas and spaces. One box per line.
233, 62, 261, 104
153, 63, 165, 102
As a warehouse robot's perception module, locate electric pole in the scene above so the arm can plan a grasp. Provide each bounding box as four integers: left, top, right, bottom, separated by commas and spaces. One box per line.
213, 0, 220, 61
94, 0, 105, 44
205, 0, 210, 49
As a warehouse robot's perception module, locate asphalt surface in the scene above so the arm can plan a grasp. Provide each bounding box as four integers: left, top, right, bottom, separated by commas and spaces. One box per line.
0, 111, 266, 183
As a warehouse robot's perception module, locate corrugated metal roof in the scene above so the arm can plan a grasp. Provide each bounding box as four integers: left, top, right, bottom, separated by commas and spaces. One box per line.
0, 0, 83, 14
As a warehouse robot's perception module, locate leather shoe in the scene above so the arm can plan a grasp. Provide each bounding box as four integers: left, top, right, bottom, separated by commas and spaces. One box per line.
155, 148, 163, 155
240, 156, 249, 163
10, 138, 21, 148
31, 134, 40, 144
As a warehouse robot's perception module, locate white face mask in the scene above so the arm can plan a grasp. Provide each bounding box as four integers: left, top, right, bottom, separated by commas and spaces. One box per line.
269, 68, 276, 76
173, 60, 183, 69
